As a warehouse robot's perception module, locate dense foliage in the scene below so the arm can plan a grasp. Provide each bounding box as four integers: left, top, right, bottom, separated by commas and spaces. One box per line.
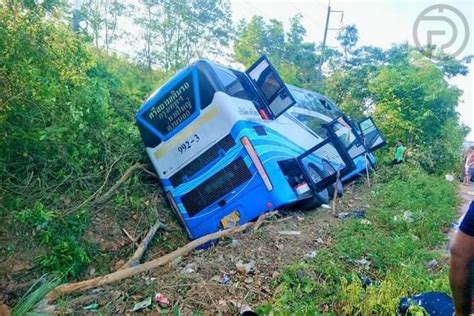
0, 3, 165, 277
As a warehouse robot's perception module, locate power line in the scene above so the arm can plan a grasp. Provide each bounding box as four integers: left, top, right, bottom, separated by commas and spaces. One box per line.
241, 0, 267, 18
289, 1, 321, 27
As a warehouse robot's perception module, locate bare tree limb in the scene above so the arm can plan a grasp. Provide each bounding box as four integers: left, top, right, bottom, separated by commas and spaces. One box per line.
120, 218, 167, 270
93, 162, 146, 205
46, 212, 275, 301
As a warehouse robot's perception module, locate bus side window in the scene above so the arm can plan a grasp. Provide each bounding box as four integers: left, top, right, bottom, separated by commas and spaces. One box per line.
198, 70, 216, 109
213, 66, 251, 101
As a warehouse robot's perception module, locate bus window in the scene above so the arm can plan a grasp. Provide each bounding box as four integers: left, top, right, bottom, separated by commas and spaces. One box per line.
197, 69, 216, 109
213, 65, 251, 100
246, 56, 296, 118
292, 113, 328, 136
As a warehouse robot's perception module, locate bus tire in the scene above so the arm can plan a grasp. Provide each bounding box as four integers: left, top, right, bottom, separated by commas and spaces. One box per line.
299, 188, 330, 210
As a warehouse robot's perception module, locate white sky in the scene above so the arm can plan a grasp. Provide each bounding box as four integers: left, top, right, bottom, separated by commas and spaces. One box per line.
230, 0, 474, 140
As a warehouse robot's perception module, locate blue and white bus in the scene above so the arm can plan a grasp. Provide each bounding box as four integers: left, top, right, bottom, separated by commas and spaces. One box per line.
136, 56, 385, 239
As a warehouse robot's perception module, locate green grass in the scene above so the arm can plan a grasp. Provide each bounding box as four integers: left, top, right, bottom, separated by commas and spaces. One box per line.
259, 165, 458, 315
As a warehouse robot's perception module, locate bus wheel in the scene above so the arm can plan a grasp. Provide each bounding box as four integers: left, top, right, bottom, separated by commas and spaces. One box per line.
300, 163, 330, 210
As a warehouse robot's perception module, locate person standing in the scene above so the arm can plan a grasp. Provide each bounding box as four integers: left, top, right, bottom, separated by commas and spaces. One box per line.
392, 140, 406, 165
450, 201, 474, 315
464, 148, 474, 185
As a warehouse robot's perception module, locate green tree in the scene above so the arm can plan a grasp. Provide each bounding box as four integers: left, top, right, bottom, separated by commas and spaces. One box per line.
81, 0, 130, 54
134, 0, 232, 71
234, 14, 318, 87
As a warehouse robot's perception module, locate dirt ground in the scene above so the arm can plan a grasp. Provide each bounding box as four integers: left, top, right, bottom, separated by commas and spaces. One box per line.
52, 183, 368, 314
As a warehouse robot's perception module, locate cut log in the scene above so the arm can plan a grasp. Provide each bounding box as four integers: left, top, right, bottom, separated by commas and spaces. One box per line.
47, 212, 274, 301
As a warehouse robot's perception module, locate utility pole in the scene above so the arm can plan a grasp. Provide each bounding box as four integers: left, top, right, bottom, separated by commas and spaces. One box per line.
317, 1, 344, 81
72, 0, 83, 32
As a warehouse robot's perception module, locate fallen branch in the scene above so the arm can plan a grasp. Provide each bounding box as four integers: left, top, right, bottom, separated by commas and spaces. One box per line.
120, 218, 167, 270
47, 212, 275, 301
253, 211, 279, 231
94, 162, 146, 205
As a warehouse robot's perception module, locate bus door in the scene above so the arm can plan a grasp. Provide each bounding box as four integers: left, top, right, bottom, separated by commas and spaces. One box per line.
245, 55, 296, 119
358, 117, 386, 151
296, 131, 356, 193
327, 115, 368, 160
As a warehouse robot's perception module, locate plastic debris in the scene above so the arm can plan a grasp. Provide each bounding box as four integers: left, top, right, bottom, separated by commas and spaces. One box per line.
398, 292, 454, 315
445, 174, 455, 182
222, 274, 231, 284
278, 230, 301, 236
360, 219, 371, 225
426, 259, 438, 270
83, 303, 99, 311
321, 204, 331, 209
236, 260, 255, 275
154, 293, 171, 307
231, 239, 241, 248
354, 258, 371, 267
403, 211, 414, 223
181, 263, 196, 274
360, 275, 373, 287
132, 297, 152, 312
336, 210, 366, 219
305, 250, 317, 259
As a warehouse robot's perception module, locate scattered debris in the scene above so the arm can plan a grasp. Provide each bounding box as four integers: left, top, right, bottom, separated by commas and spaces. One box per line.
154, 293, 171, 307
236, 260, 256, 275
305, 250, 318, 259
132, 297, 151, 312
360, 275, 373, 287
231, 239, 241, 248
354, 258, 371, 268
278, 230, 301, 236
336, 210, 366, 219
445, 174, 455, 182
210, 274, 231, 284
181, 263, 196, 274
222, 275, 231, 284
426, 259, 438, 270
315, 237, 324, 244
83, 303, 99, 311
360, 219, 371, 225
321, 204, 331, 209
403, 211, 414, 223
398, 292, 453, 315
